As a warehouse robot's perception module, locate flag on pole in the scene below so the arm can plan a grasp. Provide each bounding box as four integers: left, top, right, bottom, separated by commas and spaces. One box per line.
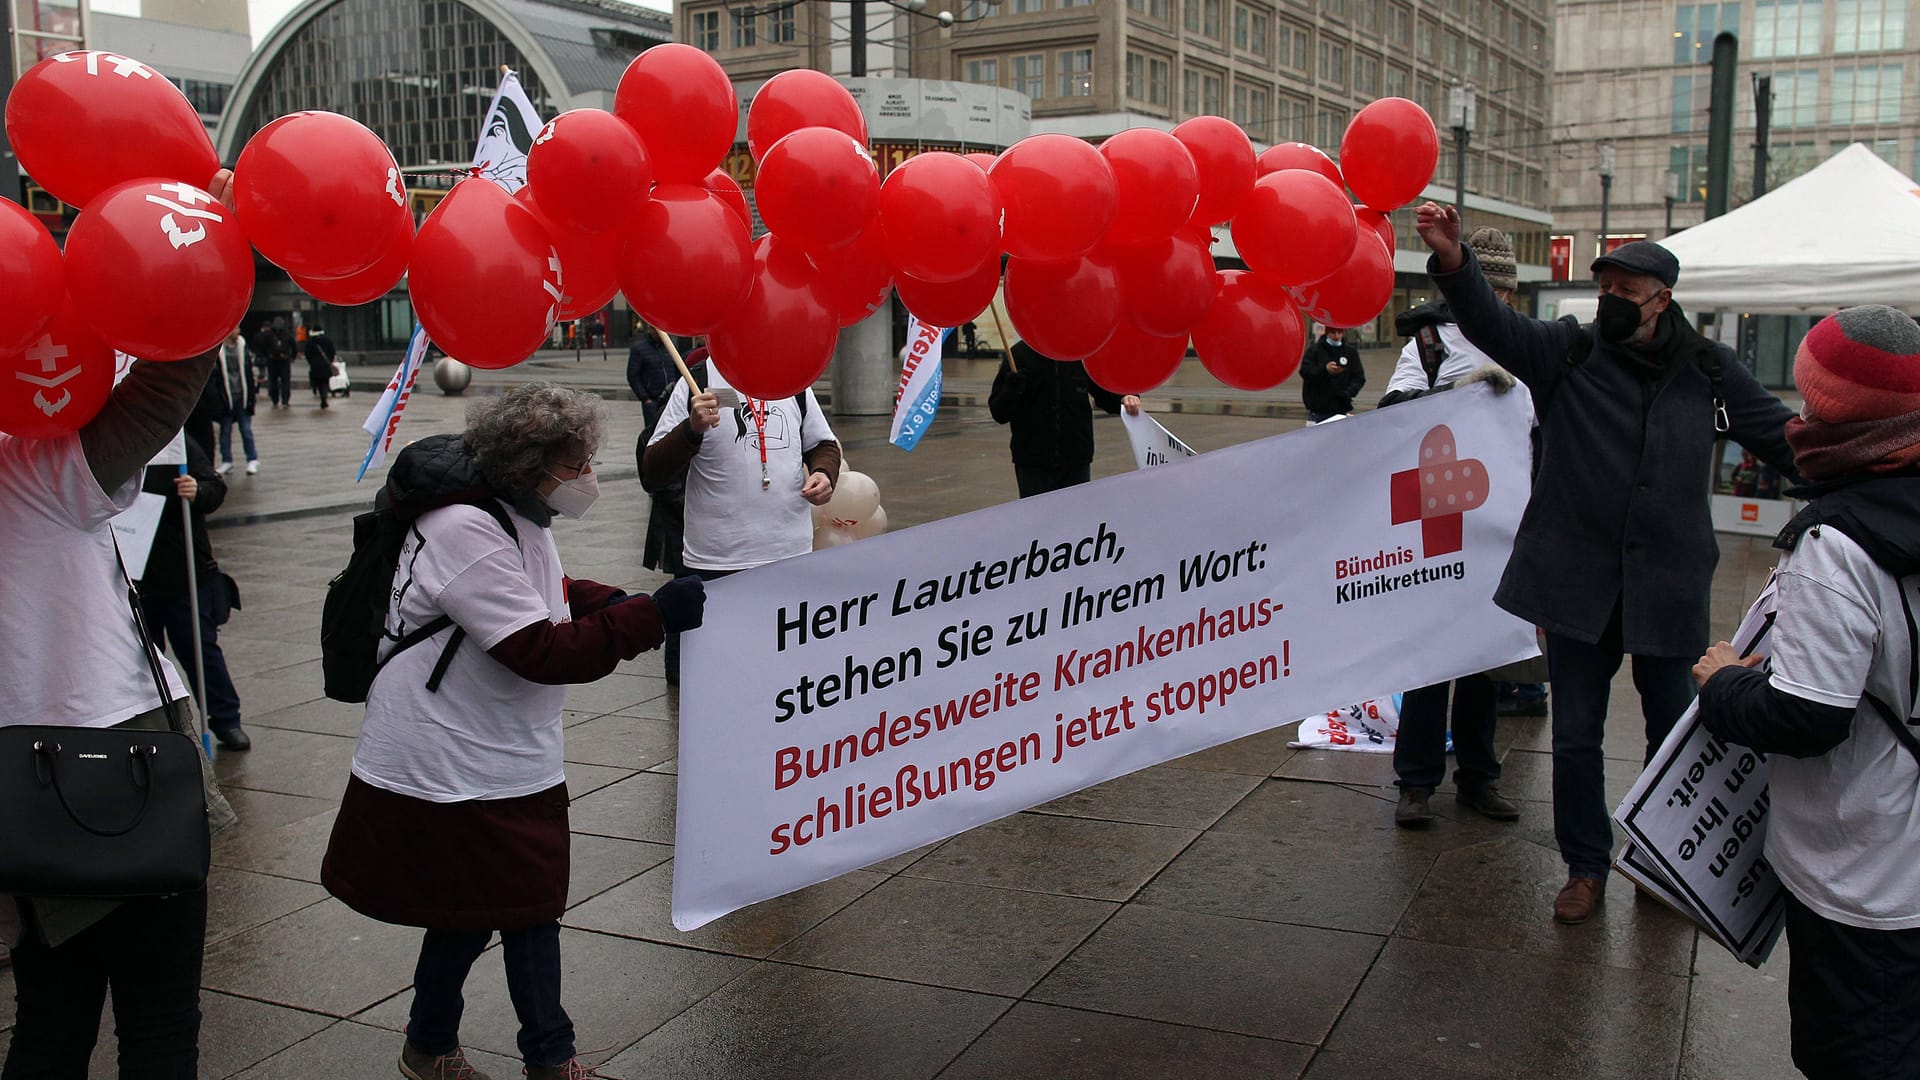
357, 70, 544, 479
889, 315, 948, 452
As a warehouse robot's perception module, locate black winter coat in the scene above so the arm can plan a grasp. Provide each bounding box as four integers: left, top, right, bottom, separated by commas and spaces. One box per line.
987, 343, 1125, 470
1431, 250, 1798, 656
139, 436, 226, 600
1298, 336, 1366, 415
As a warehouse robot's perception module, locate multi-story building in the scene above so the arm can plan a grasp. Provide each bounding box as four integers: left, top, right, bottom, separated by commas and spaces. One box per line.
678, 0, 1560, 335
1552, 0, 1915, 382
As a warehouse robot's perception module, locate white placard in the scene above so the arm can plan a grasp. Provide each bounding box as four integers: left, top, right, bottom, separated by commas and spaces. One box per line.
1120, 410, 1198, 471
672, 384, 1540, 930
1614, 576, 1786, 965
108, 492, 169, 581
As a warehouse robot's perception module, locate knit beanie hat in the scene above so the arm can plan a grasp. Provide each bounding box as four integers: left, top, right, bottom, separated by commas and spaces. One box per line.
1467, 227, 1517, 292
1794, 306, 1920, 424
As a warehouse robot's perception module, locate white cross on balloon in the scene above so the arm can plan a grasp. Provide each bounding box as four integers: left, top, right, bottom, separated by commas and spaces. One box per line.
53, 51, 154, 80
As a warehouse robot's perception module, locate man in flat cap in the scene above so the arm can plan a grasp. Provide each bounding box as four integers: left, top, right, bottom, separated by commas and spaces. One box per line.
1415, 203, 1799, 926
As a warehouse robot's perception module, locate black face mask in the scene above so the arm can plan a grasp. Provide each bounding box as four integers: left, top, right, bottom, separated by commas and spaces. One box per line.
1596, 292, 1655, 344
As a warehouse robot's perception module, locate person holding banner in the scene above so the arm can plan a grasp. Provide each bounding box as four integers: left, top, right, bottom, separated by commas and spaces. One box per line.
1418, 203, 1799, 925
321, 384, 705, 1080
1694, 306, 1920, 1080
0, 170, 239, 1080
988, 341, 1140, 498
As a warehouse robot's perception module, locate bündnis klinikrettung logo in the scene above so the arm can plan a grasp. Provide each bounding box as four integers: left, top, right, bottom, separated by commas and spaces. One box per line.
1390, 424, 1488, 557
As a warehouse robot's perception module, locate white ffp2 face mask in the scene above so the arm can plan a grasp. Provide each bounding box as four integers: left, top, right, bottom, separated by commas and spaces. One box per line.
545, 471, 600, 519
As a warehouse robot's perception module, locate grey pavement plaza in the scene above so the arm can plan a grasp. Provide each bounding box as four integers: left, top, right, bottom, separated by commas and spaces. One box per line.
1, 354, 1799, 1078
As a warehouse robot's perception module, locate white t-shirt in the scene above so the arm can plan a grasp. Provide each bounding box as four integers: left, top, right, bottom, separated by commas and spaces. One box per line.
1763, 525, 1920, 930
352, 500, 570, 803
1386, 322, 1494, 397
0, 433, 188, 729
648, 366, 836, 571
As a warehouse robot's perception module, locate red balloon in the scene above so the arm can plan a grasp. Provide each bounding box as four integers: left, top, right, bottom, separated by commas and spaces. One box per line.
878, 152, 1000, 284
1193, 271, 1305, 391
1231, 171, 1359, 287
1113, 233, 1219, 339
1341, 98, 1441, 212
747, 70, 868, 162
1085, 320, 1187, 396
703, 169, 751, 227
1256, 143, 1344, 190
1005, 254, 1121, 360
894, 259, 1000, 328
515, 189, 618, 321
0, 199, 64, 354
709, 236, 839, 400
757, 128, 880, 253
1286, 232, 1396, 329
5, 51, 218, 208
810, 221, 893, 327
410, 178, 561, 369
234, 111, 411, 280
296, 227, 412, 306
65, 179, 253, 360
1357, 207, 1396, 254
614, 44, 737, 183
991, 134, 1116, 263
0, 297, 117, 439
619, 183, 753, 335
527, 108, 652, 236
1100, 128, 1200, 248
962, 152, 997, 171
1172, 116, 1255, 227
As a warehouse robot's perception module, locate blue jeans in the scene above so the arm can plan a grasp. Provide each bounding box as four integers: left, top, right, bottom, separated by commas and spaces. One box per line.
1546, 603, 1695, 879
218, 414, 256, 464
1393, 673, 1500, 791
407, 924, 573, 1068
141, 582, 241, 733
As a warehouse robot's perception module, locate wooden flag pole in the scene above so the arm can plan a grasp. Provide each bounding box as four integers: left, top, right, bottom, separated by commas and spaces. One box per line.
987, 302, 1017, 374
656, 327, 700, 394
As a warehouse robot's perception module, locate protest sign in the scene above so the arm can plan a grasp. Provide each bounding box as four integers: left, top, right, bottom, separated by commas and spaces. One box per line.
1120, 409, 1198, 471
107, 491, 168, 580
672, 384, 1539, 929
1289, 697, 1400, 754
1614, 577, 1785, 966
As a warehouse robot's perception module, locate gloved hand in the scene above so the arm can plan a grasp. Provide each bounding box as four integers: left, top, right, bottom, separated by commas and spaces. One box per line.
1457, 364, 1516, 394
651, 575, 706, 633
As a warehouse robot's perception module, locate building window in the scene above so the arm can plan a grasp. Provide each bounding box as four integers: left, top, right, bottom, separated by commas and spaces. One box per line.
1234, 6, 1271, 56
1058, 48, 1094, 96
1765, 69, 1821, 127
965, 57, 999, 85
177, 78, 232, 117
1831, 65, 1903, 124
1673, 3, 1741, 63
766, 4, 796, 43
1186, 0, 1226, 37
1322, 0, 1348, 19
1127, 51, 1171, 105
1010, 52, 1044, 98
731, 6, 756, 48
1232, 81, 1271, 134
1280, 20, 1311, 73
1754, 0, 1823, 56
1836, 0, 1906, 50
1009, 0, 1045, 12
960, 0, 995, 16
1385, 64, 1409, 98
1354, 0, 1379, 33
1319, 40, 1346, 86
1466, 43, 1482, 80
1059, 0, 1092, 7
1128, 0, 1173, 16
1276, 93, 1310, 141
1671, 73, 1700, 132
691, 9, 720, 50
1441, 28, 1461, 68
1315, 106, 1349, 149
1416, 17, 1435, 58
1184, 66, 1224, 114
1354, 53, 1379, 96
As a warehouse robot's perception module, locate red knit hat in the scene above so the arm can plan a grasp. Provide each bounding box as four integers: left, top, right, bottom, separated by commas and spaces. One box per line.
1794, 306, 1920, 424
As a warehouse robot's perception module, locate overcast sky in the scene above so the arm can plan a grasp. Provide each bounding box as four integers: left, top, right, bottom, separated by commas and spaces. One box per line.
90, 0, 674, 46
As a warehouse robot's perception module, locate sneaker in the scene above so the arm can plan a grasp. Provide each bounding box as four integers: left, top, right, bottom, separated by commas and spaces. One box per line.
1456, 783, 1521, 821
524, 1061, 608, 1080
1394, 786, 1435, 827
215, 461, 233, 475
400, 1041, 494, 1080
245, 460, 259, 475
1553, 875, 1605, 925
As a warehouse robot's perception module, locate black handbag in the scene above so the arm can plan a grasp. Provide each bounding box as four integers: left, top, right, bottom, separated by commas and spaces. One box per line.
0, 545, 211, 899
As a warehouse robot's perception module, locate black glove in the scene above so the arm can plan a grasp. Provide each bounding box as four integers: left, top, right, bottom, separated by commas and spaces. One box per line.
651, 575, 706, 633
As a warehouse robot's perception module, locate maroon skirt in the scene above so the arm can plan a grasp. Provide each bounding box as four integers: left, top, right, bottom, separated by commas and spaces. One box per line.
321, 774, 569, 931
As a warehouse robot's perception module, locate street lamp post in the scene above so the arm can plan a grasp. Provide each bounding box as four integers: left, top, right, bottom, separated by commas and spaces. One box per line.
1597, 142, 1616, 257
1662, 169, 1679, 237
1447, 83, 1476, 219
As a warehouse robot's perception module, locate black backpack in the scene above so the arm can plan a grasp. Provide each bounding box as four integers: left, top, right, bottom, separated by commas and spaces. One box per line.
320, 495, 518, 703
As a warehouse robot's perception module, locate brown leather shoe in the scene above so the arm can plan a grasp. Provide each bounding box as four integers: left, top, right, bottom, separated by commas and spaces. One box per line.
1456, 783, 1521, 821
1394, 787, 1435, 827
1553, 875, 1604, 925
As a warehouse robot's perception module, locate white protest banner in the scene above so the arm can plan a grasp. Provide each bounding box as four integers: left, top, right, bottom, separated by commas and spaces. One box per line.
107, 492, 169, 580
1614, 576, 1785, 965
673, 384, 1540, 929
890, 316, 946, 452
1289, 697, 1400, 753
357, 325, 428, 480
1120, 409, 1198, 471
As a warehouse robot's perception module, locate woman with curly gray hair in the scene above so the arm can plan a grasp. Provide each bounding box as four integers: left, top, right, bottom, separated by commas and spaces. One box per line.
321, 384, 704, 1080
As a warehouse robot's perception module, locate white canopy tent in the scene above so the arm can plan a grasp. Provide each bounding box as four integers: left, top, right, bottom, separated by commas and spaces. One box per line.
1661, 143, 1920, 314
